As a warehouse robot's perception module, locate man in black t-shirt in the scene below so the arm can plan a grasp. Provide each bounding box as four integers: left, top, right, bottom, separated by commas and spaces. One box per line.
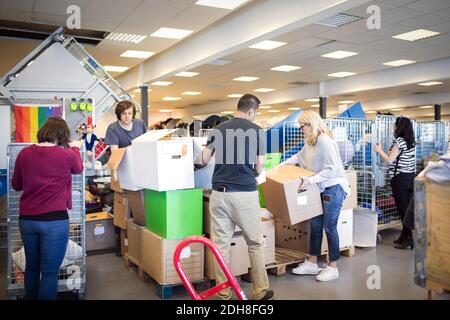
196, 94, 273, 300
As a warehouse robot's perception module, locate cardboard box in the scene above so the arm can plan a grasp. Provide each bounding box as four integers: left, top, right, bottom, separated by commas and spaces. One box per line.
205, 235, 250, 279
86, 212, 116, 251
132, 130, 194, 191
126, 219, 142, 263
120, 228, 128, 256
342, 171, 357, 210
263, 165, 323, 225
0, 195, 6, 220
107, 147, 140, 191
145, 188, 203, 239
140, 228, 204, 285
127, 190, 146, 226
113, 191, 130, 229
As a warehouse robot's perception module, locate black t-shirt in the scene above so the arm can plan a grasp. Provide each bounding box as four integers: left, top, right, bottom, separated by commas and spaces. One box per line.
104, 119, 147, 148
206, 118, 266, 192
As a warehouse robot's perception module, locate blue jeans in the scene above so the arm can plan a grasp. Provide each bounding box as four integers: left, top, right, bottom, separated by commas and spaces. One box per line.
309, 184, 347, 262
19, 219, 69, 300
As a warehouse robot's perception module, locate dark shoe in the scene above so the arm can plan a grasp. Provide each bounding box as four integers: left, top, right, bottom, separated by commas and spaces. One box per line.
395, 236, 414, 250
393, 232, 405, 244
256, 290, 274, 300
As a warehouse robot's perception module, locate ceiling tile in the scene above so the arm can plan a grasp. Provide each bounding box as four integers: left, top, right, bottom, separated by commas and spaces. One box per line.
0, 0, 34, 11
406, 0, 450, 13
34, 0, 89, 16
381, 7, 426, 24
398, 13, 450, 28
0, 9, 32, 22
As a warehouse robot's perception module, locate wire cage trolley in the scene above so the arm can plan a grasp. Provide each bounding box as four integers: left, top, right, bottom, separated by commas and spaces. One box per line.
6, 143, 86, 300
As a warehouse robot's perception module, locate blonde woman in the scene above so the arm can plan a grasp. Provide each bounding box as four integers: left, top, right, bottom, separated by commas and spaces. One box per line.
280, 111, 349, 282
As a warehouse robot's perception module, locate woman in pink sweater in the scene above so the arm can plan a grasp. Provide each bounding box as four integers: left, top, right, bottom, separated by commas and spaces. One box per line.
12, 117, 83, 300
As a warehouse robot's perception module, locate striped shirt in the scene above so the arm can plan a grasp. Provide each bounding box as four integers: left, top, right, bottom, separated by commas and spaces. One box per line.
388, 137, 416, 177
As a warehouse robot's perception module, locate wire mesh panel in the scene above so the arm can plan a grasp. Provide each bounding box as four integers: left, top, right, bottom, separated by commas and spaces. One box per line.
7, 143, 86, 299
416, 121, 447, 160
282, 121, 305, 161
447, 121, 450, 153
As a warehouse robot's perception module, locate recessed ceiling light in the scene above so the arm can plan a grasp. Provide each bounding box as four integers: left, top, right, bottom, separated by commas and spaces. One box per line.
182, 91, 202, 96
254, 88, 275, 93
268, 110, 280, 113
227, 94, 243, 98
249, 40, 287, 50
339, 100, 354, 104
383, 59, 416, 67
162, 97, 181, 101
288, 107, 301, 110
328, 71, 356, 78
195, 0, 250, 10
151, 81, 173, 86
159, 109, 173, 113
391, 108, 404, 111
259, 106, 272, 109
321, 51, 359, 59
208, 59, 232, 65
104, 65, 129, 72
233, 76, 259, 82
366, 110, 376, 114
175, 71, 199, 77
305, 98, 319, 102
270, 65, 301, 72
221, 111, 234, 114
151, 27, 193, 39
418, 81, 443, 86
120, 50, 155, 59
105, 32, 147, 44
419, 105, 433, 109
393, 29, 441, 42
311, 104, 320, 108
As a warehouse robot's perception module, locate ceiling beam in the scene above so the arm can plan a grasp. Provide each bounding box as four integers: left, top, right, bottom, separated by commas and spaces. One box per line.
116, 0, 370, 90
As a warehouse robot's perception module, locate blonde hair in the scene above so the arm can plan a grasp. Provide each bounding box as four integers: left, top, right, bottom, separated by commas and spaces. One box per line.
298, 110, 332, 146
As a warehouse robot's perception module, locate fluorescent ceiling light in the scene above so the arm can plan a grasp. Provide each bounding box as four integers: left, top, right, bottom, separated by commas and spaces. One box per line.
104, 65, 129, 72
159, 109, 172, 113
391, 108, 404, 111
270, 65, 301, 72
151, 27, 193, 39
254, 88, 275, 93
419, 105, 433, 109
339, 100, 354, 104
227, 94, 243, 98
162, 97, 181, 101
288, 107, 301, 110
208, 59, 232, 65
366, 110, 376, 114
383, 59, 416, 67
305, 98, 319, 102
259, 106, 272, 109
182, 91, 202, 96
175, 71, 199, 77
328, 71, 356, 78
221, 111, 234, 114
151, 81, 173, 86
268, 110, 280, 113
418, 81, 443, 86
120, 50, 154, 59
393, 29, 441, 42
105, 32, 147, 44
311, 104, 320, 108
195, 0, 249, 10
233, 76, 259, 82
249, 40, 286, 50
321, 50, 359, 59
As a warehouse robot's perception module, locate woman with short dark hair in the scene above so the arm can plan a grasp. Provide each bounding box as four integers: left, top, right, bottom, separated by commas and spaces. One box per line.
12, 117, 83, 299
374, 116, 416, 249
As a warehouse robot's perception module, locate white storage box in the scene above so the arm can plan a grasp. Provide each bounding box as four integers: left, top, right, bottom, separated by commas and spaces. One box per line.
353, 207, 378, 247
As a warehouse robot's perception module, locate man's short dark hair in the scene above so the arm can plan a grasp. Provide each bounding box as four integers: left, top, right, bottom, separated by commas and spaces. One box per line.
115, 100, 136, 120
37, 117, 71, 147
237, 94, 261, 113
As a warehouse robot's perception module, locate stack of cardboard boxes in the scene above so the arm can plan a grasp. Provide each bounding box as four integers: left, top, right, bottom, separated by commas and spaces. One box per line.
108, 130, 204, 286
263, 165, 357, 255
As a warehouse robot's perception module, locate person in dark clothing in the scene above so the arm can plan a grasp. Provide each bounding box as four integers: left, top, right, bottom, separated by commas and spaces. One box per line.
12, 117, 83, 299
374, 117, 416, 250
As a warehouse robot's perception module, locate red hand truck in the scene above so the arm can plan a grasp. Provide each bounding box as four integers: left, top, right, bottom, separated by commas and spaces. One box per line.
173, 236, 247, 300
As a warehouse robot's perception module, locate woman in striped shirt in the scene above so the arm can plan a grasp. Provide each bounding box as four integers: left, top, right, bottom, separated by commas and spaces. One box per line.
374, 117, 416, 250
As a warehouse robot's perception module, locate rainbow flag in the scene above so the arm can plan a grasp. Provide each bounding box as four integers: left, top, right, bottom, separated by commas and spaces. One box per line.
14, 105, 63, 142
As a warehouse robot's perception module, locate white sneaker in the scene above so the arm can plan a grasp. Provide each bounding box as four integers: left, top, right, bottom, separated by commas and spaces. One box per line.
316, 266, 339, 282
292, 260, 323, 275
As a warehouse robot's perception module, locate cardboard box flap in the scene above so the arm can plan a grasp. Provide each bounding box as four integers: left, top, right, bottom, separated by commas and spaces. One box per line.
86, 212, 113, 222
266, 165, 315, 184
107, 148, 127, 170
132, 129, 177, 144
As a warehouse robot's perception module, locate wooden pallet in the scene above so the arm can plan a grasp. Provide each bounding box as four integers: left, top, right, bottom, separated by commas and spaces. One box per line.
426, 279, 450, 300
319, 245, 356, 263
123, 253, 213, 299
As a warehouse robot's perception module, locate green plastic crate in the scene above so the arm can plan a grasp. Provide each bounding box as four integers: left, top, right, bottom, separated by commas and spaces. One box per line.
259, 153, 282, 207
145, 188, 203, 239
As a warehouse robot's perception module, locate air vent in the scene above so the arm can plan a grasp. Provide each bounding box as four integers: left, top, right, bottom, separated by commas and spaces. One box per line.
315, 39, 336, 47
315, 13, 363, 27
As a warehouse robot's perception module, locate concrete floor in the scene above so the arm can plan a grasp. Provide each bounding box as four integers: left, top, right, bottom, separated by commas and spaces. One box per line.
1, 229, 449, 300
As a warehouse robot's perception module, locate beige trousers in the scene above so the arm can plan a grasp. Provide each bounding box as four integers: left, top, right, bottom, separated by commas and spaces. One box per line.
210, 190, 269, 300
